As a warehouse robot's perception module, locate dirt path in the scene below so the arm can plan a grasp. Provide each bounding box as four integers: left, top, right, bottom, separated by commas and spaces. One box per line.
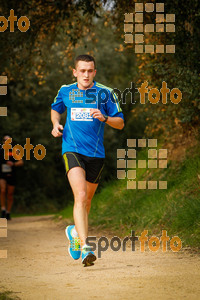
0, 216, 200, 300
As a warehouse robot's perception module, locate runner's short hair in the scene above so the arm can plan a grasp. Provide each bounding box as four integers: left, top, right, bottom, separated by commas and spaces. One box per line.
75, 55, 96, 69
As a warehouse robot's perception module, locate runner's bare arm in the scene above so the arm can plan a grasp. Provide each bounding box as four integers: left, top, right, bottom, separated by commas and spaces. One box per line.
90, 109, 124, 130
7, 160, 23, 167
51, 109, 63, 137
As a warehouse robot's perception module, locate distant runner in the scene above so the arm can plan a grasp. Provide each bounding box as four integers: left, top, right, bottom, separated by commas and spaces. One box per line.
51, 54, 124, 266
0, 135, 23, 220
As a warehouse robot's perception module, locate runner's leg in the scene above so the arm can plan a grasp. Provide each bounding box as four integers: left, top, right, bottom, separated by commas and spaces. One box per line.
86, 181, 98, 214
0, 179, 7, 210
7, 184, 15, 212
67, 167, 88, 247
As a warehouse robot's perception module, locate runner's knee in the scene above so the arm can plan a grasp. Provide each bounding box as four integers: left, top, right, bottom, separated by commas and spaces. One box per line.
75, 191, 87, 205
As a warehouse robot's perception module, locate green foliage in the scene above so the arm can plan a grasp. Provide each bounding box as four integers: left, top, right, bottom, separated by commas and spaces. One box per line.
0, 0, 199, 218
0, 290, 20, 300
87, 144, 200, 248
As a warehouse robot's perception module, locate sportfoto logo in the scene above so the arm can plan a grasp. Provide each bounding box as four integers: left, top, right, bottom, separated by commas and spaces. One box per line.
0, 9, 30, 32
85, 230, 182, 258
0, 218, 7, 259
124, 2, 175, 53
2, 138, 46, 160
69, 81, 182, 105
117, 138, 168, 190
0, 75, 7, 117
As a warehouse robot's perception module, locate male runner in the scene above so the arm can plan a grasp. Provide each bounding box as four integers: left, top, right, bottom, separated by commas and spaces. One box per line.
51, 54, 124, 266
0, 135, 23, 220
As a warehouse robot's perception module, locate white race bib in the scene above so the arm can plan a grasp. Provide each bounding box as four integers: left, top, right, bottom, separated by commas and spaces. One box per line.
2, 164, 12, 173
71, 108, 93, 121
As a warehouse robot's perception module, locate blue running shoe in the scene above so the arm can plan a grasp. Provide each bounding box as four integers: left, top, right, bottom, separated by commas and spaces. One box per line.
65, 225, 81, 260
82, 246, 96, 267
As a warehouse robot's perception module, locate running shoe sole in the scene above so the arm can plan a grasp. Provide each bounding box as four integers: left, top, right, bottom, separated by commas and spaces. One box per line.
82, 252, 96, 266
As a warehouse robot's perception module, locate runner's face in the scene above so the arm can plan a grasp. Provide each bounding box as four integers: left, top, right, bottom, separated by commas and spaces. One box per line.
73, 61, 96, 90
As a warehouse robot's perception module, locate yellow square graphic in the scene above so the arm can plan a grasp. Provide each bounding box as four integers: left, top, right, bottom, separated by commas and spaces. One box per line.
166, 24, 175, 32
135, 3, 143, 12
124, 24, 133, 33
145, 45, 154, 53
124, 34, 133, 44
156, 3, 164, 12
127, 170, 136, 179
124, 13, 133, 22
159, 181, 167, 189
0, 219, 7, 227
138, 181, 146, 189
127, 139, 136, 147
156, 45, 164, 53
166, 14, 175, 22
156, 14, 164, 23
166, 45, 175, 53
159, 160, 167, 168
0, 86, 7, 95
145, 24, 154, 32
159, 149, 167, 158
127, 160, 136, 168
138, 160, 146, 168
148, 160, 157, 168
0, 107, 7, 116
148, 149, 157, 158
0, 76, 7, 84
156, 24, 164, 32
148, 139, 157, 147
117, 159, 126, 168
135, 24, 143, 32
145, 3, 154, 12
148, 181, 157, 189
0, 250, 7, 259
117, 149, 126, 158
135, 13, 143, 23
135, 34, 144, 43
117, 170, 126, 179
0, 229, 7, 238
127, 181, 136, 189
138, 139, 146, 147
135, 45, 143, 53
127, 149, 136, 158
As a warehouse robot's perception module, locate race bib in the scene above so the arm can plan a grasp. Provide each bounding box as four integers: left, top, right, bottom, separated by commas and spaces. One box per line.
71, 108, 93, 121
2, 164, 12, 173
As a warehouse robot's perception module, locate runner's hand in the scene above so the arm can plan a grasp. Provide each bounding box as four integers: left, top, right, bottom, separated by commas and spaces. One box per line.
90, 109, 105, 122
7, 161, 14, 166
51, 123, 63, 137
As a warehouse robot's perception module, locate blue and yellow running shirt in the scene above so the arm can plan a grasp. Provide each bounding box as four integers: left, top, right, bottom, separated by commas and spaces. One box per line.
51, 81, 124, 158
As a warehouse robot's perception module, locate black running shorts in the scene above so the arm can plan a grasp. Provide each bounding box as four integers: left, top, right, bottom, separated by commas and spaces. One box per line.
63, 152, 104, 184
0, 174, 16, 186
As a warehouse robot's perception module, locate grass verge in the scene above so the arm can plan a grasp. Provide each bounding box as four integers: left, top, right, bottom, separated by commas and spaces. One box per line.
60, 143, 200, 249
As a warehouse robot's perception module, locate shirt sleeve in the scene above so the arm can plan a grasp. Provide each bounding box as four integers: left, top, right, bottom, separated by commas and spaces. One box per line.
51, 87, 66, 114
105, 90, 124, 120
